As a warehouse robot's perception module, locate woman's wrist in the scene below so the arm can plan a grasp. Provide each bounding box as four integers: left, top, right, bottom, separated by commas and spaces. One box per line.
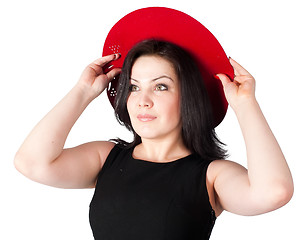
230, 96, 258, 115
72, 82, 99, 105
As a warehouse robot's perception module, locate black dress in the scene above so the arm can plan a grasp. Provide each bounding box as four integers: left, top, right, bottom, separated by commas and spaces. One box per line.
89, 144, 216, 240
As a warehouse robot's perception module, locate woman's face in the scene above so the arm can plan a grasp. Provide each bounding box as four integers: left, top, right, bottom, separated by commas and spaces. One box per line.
127, 55, 182, 142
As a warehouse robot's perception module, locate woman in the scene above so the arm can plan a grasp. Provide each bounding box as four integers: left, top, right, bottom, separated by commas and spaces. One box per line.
15, 40, 294, 239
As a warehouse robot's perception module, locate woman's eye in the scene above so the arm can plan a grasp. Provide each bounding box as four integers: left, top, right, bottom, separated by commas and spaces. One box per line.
155, 84, 168, 91
129, 84, 139, 92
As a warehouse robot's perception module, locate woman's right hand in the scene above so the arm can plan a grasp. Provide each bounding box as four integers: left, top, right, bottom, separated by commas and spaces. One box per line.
77, 53, 121, 100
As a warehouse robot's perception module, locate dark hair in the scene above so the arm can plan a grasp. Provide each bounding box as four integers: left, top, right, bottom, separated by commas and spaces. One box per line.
113, 39, 228, 161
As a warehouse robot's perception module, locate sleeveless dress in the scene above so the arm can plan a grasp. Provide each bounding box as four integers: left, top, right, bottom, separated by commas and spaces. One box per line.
89, 144, 216, 240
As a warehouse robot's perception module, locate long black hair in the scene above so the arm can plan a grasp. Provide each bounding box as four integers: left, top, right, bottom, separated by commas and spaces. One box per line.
113, 39, 228, 161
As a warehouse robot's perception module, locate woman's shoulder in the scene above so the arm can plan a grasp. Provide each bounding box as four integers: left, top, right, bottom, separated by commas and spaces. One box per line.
94, 141, 116, 162
206, 159, 248, 214
206, 159, 246, 185
207, 159, 246, 176
96, 140, 135, 167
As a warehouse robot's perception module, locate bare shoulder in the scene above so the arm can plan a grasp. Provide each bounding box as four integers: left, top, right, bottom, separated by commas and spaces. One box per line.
16, 141, 116, 189
207, 159, 286, 216
208, 159, 247, 178
50, 140, 116, 189
207, 160, 245, 188
56, 140, 116, 189
206, 159, 248, 216
93, 141, 116, 166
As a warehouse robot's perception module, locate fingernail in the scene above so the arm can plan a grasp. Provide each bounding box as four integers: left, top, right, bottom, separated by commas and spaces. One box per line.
214, 75, 220, 80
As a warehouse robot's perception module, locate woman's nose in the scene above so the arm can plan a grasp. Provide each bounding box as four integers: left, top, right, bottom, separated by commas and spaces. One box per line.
138, 92, 153, 108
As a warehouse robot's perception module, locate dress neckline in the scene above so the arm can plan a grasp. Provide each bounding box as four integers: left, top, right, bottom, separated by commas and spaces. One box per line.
130, 146, 195, 164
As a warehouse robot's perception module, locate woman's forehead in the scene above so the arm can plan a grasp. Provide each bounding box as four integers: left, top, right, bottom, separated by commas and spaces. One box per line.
131, 55, 178, 82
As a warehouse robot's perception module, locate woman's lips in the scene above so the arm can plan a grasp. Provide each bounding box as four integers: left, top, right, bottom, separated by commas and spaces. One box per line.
137, 114, 157, 122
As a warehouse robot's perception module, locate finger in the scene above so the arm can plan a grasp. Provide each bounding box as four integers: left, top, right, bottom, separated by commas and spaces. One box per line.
216, 74, 238, 98
106, 68, 122, 81
233, 75, 252, 85
93, 53, 121, 66
216, 73, 232, 87
229, 57, 252, 77
86, 54, 120, 76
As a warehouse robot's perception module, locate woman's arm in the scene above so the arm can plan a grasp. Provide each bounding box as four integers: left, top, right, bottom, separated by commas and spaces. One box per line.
213, 58, 294, 215
14, 54, 121, 189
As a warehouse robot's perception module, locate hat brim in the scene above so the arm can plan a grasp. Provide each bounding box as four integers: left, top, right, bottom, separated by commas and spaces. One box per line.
102, 7, 234, 127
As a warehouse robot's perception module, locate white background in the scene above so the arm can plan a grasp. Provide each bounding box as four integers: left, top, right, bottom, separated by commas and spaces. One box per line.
1, 0, 302, 239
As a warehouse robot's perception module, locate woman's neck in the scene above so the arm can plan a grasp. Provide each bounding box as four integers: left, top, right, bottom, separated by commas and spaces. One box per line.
133, 137, 191, 163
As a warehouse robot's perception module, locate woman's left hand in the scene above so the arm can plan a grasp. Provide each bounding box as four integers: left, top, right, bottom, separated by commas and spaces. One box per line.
216, 58, 256, 110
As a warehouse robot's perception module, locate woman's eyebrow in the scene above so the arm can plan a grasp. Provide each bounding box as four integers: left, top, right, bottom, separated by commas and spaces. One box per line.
130, 76, 174, 82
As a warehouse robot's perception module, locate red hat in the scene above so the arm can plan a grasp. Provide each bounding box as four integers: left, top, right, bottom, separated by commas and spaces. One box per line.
102, 7, 234, 127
